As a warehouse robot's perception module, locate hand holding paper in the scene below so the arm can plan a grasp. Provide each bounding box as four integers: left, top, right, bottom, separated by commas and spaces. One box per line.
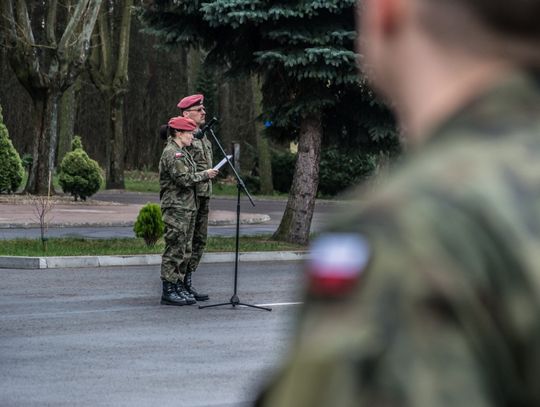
213, 155, 233, 171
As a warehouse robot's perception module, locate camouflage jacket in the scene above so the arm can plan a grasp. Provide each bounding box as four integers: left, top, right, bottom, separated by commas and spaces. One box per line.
187, 135, 213, 198
258, 71, 540, 406
159, 140, 209, 210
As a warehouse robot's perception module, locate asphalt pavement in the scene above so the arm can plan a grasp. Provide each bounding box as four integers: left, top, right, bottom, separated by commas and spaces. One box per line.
0, 190, 331, 405
0, 261, 305, 407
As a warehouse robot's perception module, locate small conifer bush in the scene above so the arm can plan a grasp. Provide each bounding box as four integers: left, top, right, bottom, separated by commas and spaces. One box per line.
0, 106, 24, 194
58, 136, 103, 201
133, 203, 164, 247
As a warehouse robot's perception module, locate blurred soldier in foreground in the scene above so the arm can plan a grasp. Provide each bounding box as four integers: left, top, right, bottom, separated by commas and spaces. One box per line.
256, 0, 540, 405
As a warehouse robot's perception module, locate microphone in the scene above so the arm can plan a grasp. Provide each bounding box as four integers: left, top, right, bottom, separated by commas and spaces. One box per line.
194, 117, 218, 139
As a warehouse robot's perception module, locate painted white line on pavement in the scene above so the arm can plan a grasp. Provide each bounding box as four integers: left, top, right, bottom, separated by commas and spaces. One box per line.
254, 302, 303, 307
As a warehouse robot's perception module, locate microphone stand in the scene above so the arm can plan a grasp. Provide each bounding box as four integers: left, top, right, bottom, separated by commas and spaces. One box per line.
199, 126, 271, 312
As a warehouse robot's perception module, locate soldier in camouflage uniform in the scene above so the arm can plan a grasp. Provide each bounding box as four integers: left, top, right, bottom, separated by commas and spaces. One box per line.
178, 94, 213, 301
256, 0, 540, 405
159, 116, 218, 306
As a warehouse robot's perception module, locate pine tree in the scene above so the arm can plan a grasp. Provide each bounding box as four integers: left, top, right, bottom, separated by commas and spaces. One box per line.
194, 59, 218, 119
141, 0, 397, 244
58, 136, 104, 201
0, 105, 24, 194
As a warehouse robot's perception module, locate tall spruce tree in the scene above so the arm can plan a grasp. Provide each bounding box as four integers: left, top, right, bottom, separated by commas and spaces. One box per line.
141, 0, 396, 245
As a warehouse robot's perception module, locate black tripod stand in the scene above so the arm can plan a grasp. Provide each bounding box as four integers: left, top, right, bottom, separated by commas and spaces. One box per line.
199, 124, 271, 312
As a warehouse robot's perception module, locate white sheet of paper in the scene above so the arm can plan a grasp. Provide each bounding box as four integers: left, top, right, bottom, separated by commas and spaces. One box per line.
213, 155, 233, 171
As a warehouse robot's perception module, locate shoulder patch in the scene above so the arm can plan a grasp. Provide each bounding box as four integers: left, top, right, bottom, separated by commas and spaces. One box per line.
175, 152, 184, 158
307, 234, 370, 297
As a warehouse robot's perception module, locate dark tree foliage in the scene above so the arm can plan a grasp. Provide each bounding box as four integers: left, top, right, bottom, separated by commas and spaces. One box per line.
0, 0, 103, 195
140, 0, 398, 244
141, 1, 362, 121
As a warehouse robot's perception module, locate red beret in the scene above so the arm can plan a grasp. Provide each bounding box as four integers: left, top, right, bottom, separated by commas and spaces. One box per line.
177, 94, 204, 110
168, 116, 197, 131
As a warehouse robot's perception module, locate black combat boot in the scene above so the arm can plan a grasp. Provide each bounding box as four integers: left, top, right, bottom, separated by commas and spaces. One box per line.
185, 271, 209, 301
161, 281, 193, 306
175, 281, 197, 305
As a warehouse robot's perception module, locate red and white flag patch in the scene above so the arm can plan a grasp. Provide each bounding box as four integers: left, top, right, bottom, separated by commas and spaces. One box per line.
307, 234, 370, 297
175, 152, 184, 158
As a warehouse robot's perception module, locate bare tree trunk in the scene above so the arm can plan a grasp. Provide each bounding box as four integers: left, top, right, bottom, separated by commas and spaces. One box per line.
251, 76, 273, 194
1, 0, 103, 195
26, 90, 60, 195
218, 81, 233, 148
106, 93, 125, 188
272, 113, 322, 245
256, 127, 273, 194
88, 0, 132, 189
187, 47, 202, 94
57, 79, 81, 163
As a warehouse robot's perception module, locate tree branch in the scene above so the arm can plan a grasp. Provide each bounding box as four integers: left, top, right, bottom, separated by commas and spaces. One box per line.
46, 0, 58, 46
0, 0, 17, 43
58, 0, 103, 87
67, 0, 104, 85
3, 0, 44, 89
98, 2, 112, 79
75, 0, 103, 59
114, 0, 133, 86
58, 0, 90, 55
14, 0, 35, 45
89, 36, 109, 93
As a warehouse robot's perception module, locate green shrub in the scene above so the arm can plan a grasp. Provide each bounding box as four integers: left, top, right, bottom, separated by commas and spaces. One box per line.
243, 174, 261, 194
0, 106, 24, 194
58, 136, 103, 201
71, 136, 83, 150
270, 147, 378, 197
318, 148, 377, 196
133, 203, 164, 247
271, 150, 296, 193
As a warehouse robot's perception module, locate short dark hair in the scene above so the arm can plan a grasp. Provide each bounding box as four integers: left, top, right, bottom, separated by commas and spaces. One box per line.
168, 126, 177, 138
463, 0, 540, 39
419, 0, 540, 65
159, 124, 168, 141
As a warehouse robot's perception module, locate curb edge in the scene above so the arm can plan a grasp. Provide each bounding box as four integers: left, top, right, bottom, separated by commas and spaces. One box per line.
0, 251, 308, 270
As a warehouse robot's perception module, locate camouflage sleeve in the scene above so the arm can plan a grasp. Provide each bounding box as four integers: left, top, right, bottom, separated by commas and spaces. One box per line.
189, 138, 211, 171
167, 153, 209, 188
256, 198, 503, 407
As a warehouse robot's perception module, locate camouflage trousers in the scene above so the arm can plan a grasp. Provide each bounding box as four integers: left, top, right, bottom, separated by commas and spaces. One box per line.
160, 207, 197, 284
187, 196, 210, 274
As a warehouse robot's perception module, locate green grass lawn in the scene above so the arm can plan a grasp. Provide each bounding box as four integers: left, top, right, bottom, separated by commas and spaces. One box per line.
124, 170, 287, 198
125, 170, 243, 194
19, 169, 288, 199
124, 171, 160, 193
20, 169, 240, 196
0, 236, 305, 257
124, 173, 242, 196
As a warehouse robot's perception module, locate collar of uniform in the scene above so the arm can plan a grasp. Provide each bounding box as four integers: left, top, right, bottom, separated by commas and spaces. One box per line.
424, 69, 540, 147
168, 139, 184, 152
